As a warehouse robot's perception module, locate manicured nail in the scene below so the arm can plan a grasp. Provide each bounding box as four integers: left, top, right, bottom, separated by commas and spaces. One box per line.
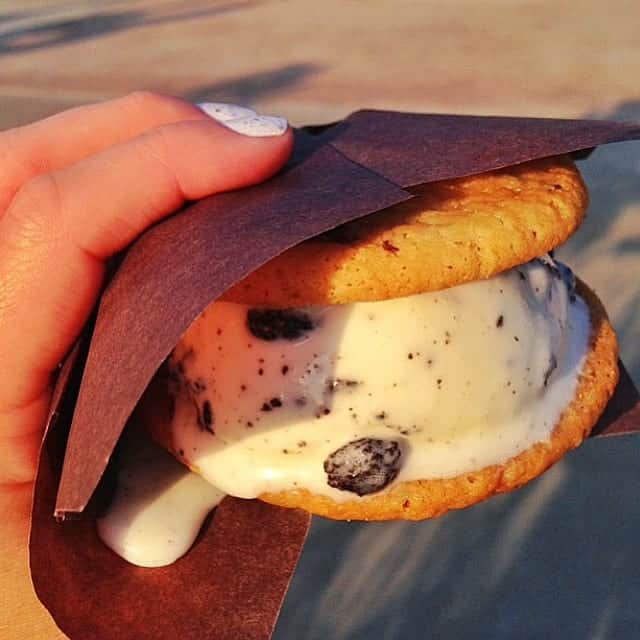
197, 102, 256, 122
222, 114, 288, 137
197, 102, 288, 137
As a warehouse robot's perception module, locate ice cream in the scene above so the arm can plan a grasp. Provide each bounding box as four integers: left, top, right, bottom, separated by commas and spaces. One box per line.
97, 432, 225, 567
162, 254, 590, 502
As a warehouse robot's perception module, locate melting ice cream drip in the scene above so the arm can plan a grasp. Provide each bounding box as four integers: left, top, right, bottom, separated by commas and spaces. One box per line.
97, 433, 224, 567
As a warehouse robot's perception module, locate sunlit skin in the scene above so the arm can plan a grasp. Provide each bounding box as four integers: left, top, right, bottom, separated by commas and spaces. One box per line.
0, 92, 293, 639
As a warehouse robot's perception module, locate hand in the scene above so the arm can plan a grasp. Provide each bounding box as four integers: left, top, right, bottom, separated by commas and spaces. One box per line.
0, 92, 292, 485
0, 93, 293, 638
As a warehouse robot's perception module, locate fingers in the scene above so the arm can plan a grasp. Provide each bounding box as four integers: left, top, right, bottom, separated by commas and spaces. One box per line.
43, 118, 292, 259
1, 117, 292, 402
0, 91, 206, 212
0, 115, 292, 483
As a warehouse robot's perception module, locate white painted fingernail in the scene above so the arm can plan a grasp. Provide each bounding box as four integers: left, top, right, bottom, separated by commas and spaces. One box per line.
222, 114, 288, 137
197, 102, 288, 137
197, 102, 256, 122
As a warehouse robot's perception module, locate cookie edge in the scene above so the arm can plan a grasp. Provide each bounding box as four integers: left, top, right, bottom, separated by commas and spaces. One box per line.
221, 156, 588, 306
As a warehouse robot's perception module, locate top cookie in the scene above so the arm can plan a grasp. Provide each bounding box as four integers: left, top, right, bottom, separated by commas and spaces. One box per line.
222, 155, 587, 306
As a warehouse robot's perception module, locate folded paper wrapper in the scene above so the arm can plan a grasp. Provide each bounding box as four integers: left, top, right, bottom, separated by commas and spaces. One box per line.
29, 110, 640, 640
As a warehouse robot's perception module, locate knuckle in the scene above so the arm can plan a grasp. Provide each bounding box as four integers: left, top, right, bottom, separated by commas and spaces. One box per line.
127, 89, 167, 109
146, 121, 175, 153
12, 172, 61, 212
123, 90, 197, 120
135, 124, 184, 196
136, 122, 179, 171
6, 173, 63, 235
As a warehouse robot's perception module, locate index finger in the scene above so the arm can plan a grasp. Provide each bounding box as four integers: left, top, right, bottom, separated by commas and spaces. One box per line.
0, 92, 206, 211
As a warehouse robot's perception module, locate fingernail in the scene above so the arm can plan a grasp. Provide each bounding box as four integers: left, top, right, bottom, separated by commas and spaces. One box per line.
197, 102, 256, 122
197, 102, 288, 137
222, 114, 288, 137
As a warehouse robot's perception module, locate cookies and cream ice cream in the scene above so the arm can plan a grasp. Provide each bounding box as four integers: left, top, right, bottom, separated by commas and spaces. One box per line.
161, 255, 589, 502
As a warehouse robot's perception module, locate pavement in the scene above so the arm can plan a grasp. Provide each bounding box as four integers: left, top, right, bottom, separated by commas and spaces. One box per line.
1, 2, 639, 639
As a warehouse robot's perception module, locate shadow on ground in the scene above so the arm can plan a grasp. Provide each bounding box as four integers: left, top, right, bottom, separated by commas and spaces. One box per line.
0, 1, 256, 55
0, 11, 34, 24
184, 64, 324, 106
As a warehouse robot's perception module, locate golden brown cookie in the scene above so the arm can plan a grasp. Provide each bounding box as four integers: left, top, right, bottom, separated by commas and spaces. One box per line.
257, 280, 618, 520
222, 155, 587, 307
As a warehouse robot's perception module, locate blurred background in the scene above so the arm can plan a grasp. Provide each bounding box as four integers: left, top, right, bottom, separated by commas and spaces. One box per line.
1, 1, 638, 638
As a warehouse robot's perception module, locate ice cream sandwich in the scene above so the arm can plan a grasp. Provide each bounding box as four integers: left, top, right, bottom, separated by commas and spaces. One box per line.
141, 155, 618, 521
